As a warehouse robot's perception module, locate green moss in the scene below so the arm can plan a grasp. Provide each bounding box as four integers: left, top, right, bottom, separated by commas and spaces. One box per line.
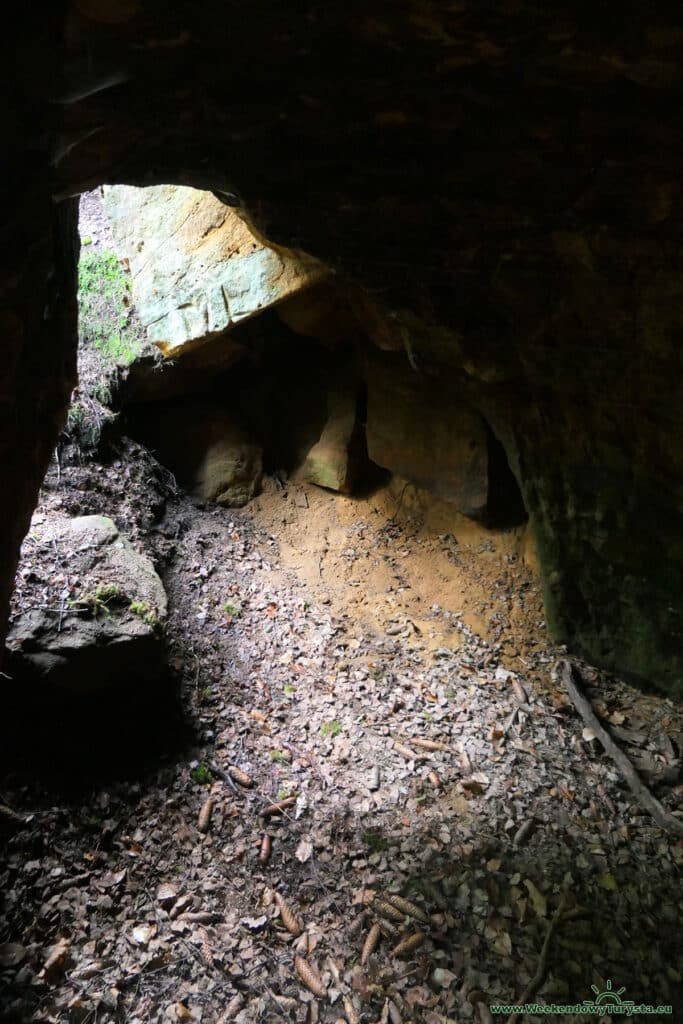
68, 583, 126, 618
362, 830, 390, 852
78, 249, 142, 368
320, 720, 342, 738
191, 764, 212, 785
129, 600, 162, 630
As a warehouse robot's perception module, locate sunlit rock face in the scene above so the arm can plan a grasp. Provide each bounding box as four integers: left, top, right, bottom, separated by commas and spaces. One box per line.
2, 3, 683, 692
102, 185, 328, 357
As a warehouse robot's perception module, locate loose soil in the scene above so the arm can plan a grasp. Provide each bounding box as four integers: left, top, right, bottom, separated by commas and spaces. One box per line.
1, 433, 682, 1023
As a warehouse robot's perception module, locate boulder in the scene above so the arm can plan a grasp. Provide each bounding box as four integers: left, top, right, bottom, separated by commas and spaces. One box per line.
102, 184, 329, 358
366, 353, 489, 518
297, 378, 366, 493
6, 516, 167, 693
125, 398, 263, 508
195, 428, 263, 507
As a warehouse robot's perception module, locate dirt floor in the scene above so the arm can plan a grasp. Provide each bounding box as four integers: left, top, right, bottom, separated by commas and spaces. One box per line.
1, 432, 682, 1023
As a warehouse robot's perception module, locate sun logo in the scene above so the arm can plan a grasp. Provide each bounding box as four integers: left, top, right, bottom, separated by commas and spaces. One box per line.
588, 979, 631, 1006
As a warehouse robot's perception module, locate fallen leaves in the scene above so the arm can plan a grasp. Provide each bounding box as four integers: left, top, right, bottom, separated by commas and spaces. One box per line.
295, 837, 314, 863
130, 923, 157, 947
39, 938, 71, 982
0, 943, 26, 968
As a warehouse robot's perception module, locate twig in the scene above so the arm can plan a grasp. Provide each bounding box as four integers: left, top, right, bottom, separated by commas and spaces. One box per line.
57, 594, 67, 634
559, 660, 683, 837
506, 891, 568, 1024
262, 985, 290, 1020
390, 482, 410, 522
208, 762, 240, 795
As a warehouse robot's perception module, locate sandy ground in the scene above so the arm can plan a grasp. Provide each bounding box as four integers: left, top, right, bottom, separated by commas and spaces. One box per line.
1, 441, 681, 1023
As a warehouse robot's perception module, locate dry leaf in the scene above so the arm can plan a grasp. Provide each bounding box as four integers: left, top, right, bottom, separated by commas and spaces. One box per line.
259, 834, 272, 862
523, 879, 547, 918
0, 943, 26, 968
296, 838, 314, 863
343, 996, 360, 1024
131, 924, 156, 947
294, 955, 327, 998
220, 994, 244, 1020
511, 678, 528, 703
156, 882, 178, 907
241, 914, 268, 931
40, 937, 70, 980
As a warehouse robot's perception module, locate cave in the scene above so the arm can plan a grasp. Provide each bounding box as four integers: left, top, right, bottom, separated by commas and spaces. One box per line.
1, 5, 682, 1021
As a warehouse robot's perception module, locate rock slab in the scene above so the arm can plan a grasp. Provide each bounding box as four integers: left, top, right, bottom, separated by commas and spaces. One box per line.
102, 184, 328, 358
6, 516, 167, 693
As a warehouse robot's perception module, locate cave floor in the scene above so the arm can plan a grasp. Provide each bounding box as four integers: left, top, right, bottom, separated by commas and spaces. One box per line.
1, 441, 682, 1023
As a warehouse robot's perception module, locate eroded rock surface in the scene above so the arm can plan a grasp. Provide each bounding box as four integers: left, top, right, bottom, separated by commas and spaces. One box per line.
126, 398, 263, 508
367, 354, 489, 518
6, 516, 167, 692
102, 184, 328, 357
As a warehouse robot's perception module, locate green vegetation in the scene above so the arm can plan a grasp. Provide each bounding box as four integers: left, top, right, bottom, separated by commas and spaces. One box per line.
78, 249, 141, 368
283, 684, 295, 695
191, 764, 212, 785
270, 750, 289, 763
129, 600, 162, 630
320, 719, 342, 738
362, 830, 390, 852
62, 244, 147, 451
223, 602, 241, 617
68, 583, 126, 617
67, 585, 161, 630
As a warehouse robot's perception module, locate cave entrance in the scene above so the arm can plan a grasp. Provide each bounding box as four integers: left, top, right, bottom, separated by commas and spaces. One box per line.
73, 184, 528, 530
4, 183, 534, 787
